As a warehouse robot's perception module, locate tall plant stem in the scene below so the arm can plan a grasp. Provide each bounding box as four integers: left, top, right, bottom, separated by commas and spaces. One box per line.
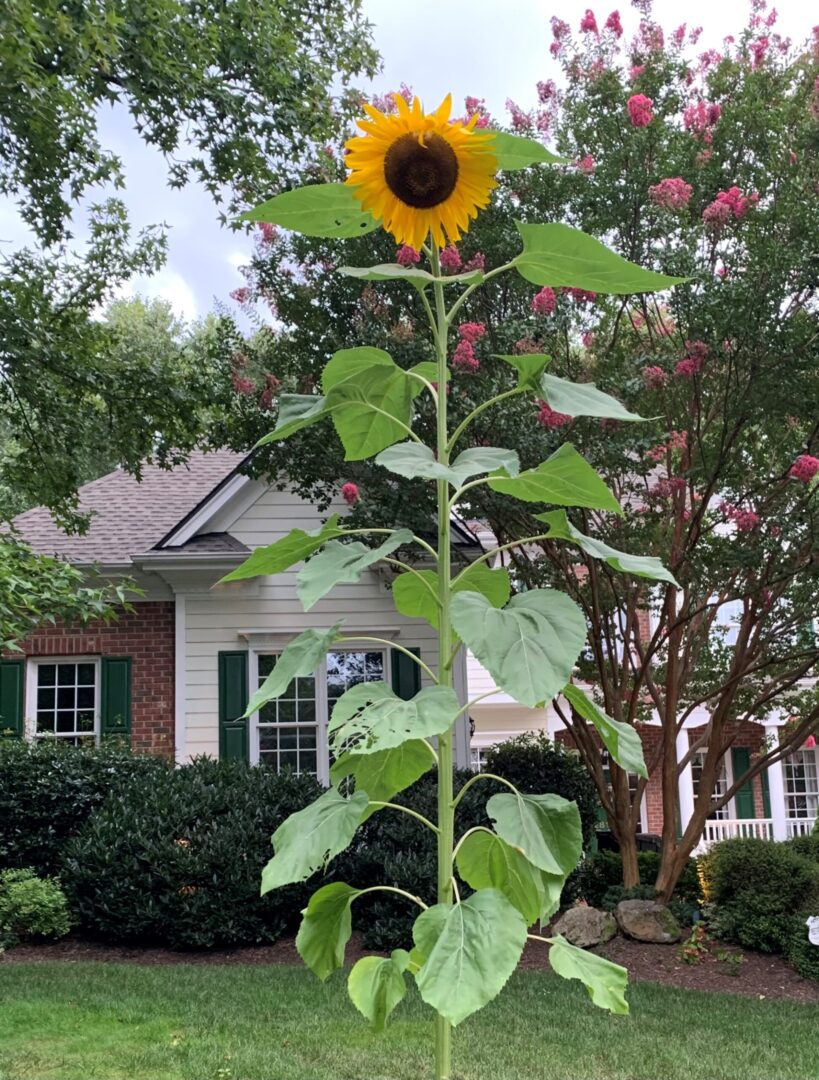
430, 240, 453, 1080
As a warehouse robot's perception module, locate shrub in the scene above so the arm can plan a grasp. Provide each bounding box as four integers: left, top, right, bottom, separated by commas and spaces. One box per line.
786, 833, 819, 863
785, 916, 819, 981
0, 868, 72, 947
574, 849, 700, 917
61, 757, 322, 948
699, 838, 819, 954
0, 739, 170, 874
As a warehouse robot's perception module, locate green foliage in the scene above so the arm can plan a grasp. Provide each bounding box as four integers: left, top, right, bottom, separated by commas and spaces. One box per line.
486, 792, 583, 876
488, 131, 568, 170
297, 533, 413, 610
392, 564, 510, 631
547, 935, 629, 1014
561, 685, 648, 779
486, 443, 622, 513
245, 184, 379, 238
245, 624, 344, 716
331, 741, 435, 819
348, 950, 411, 1030
220, 515, 347, 582
535, 510, 678, 585
295, 881, 362, 980
327, 684, 461, 755
455, 831, 561, 925
0, 868, 72, 947
574, 850, 700, 912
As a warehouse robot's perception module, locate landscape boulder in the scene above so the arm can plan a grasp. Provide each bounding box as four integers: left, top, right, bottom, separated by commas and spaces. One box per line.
615, 899, 681, 943
553, 905, 617, 948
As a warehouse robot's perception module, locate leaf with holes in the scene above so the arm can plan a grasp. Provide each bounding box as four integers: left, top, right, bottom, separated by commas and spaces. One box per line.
261, 788, 369, 893
328, 682, 460, 755
244, 623, 343, 716
296, 882, 362, 980
486, 792, 583, 877
561, 684, 648, 779
488, 443, 621, 514
242, 183, 379, 238
451, 589, 587, 708
549, 935, 630, 1014
392, 564, 510, 630
330, 740, 435, 818
297, 531, 413, 610
534, 509, 678, 585
219, 515, 346, 583
514, 222, 688, 293
412, 889, 527, 1025
348, 950, 411, 1030
539, 373, 645, 421
455, 830, 560, 926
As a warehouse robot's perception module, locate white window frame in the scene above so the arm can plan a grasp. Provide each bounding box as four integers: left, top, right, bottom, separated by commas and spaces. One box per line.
248, 643, 391, 784
690, 742, 734, 819
784, 747, 819, 822
25, 657, 101, 745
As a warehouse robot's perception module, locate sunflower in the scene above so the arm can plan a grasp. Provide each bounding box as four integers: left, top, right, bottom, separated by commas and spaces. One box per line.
345, 94, 497, 253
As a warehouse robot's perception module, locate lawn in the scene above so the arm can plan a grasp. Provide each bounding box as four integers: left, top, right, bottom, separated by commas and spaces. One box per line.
1, 962, 818, 1080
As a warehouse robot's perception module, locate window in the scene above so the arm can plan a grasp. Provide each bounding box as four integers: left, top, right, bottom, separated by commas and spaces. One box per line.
33, 660, 98, 745
470, 745, 490, 772
253, 647, 387, 779
690, 746, 730, 819
600, 749, 646, 831
784, 750, 819, 821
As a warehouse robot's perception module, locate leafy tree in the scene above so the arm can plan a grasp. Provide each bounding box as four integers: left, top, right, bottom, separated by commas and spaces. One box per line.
210, 4, 819, 898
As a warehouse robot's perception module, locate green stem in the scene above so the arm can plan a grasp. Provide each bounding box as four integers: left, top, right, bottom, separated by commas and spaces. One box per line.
445, 259, 516, 325
446, 386, 527, 454
358, 884, 429, 910
450, 533, 555, 585
451, 771, 520, 812
451, 825, 495, 862
381, 558, 442, 610
366, 801, 440, 834
448, 476, 490, 510
431, 239, 453, 1080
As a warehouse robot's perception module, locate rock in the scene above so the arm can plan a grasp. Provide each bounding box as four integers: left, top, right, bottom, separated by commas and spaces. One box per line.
553, 906, 617, 948
615, 899, 681, 943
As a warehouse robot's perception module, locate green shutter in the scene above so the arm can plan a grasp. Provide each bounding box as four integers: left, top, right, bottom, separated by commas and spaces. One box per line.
0, 660, 24, 737
760, 765, 772, 819
732, 747, 755, 819
101, 657, 132, 738
391, 647, 421, 701
219, 651, 248, 761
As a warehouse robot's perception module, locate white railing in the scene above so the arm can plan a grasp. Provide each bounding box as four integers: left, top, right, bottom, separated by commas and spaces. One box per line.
698, 818, 774, 851
786, 817, 816, 839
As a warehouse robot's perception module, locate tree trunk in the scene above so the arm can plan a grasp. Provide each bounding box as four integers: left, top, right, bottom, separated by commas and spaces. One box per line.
618, 828, 640, 888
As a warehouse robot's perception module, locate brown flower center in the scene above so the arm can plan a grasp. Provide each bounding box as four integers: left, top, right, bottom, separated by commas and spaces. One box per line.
384, 132, 458, 208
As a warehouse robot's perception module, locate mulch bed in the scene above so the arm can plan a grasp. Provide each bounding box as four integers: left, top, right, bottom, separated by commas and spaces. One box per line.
3, 932, 818, 1004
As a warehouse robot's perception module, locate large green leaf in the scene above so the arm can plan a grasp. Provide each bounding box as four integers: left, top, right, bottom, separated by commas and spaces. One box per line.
488, 443, 622, 514
375, 443, 519, 487
548, 935, 630, 1015
488, 131, 568, 170
328, 682, 460, 755
496, 353, 551, 389
561, 684, 648, 779
261, 787, 369, 893
486, 792, 583, 877
321, 346, 396, 394
296, 882, 362, 981
330, 740, 434, 817
514, 222, 687, 294
392, 564, 510, 630
297, 531, 413, 610
534, 509, 679, 585
256, 393, 329, 446
539, 373, 645, 421
413, 889, 527, 1025
245, 623, 343, 716
243, 183, 379, 239
219, 515, 346, 583
329, 365, 413, 460
455, 830, 559, 926
348, 950, 410, 1030
408, 361, 450, 388
339, 264, 484, 285
450, 589, 587, 708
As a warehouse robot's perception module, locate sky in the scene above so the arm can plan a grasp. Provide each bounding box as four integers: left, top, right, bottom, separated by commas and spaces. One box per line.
0, 0, 812, 325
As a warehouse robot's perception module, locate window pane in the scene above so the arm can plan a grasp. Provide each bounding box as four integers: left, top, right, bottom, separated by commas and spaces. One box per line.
297, 676, 315, 698
77, 687, 94, 710
56, 711, 75, 733
259, 655, 275, 678
278, 700, 296, 724
57, 687, 75, 710
37, 687, 55, 710
77, 663, 95, 685
57, 664, 75, 686
257, 655, 319, 777
35, 662, 96, 742
36, 712, 54, 733
38, 664, 56, 687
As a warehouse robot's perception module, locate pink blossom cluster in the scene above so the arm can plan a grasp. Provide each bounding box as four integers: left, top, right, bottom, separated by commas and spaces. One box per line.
464, 95, 491, 127
506, 99, 532, 132
582, 331, 595, 348
646, 430, 687, 462
750, 36, 769, 69
635, 20, 664, 53
683, 100, 721, 141
458, 322, 486, 344
231, 370, 254, 396
642, 365, 668, 389
675, 340, 709, 377
720, 501, 761, 532
371, 85, 412, 114
396, 245, 420, 267
230, 286, 251, 304
341, 482, 360, 505
452, 339, 480, 372
259, 373, 282, 411
629, 64, 645, 81
650, 476, 686, 500
580, 9, 598, 33
537, 401, 572, 429
703, 187, 759, 227
514, 336, 541, 354
439, 246, 462, 272
649, 177, 693, 211
627, 94, 654, 127
550, 16, 571, 55
605, 10, 623, 37
672, 24, 687, 47
531, 287, 557, 315
789, 454, 819, 483
565, 287, 597, 304
463, 252, 486, 272
257, 222, 277, 244
537, 80, 557, 103
577, 154, 596, 174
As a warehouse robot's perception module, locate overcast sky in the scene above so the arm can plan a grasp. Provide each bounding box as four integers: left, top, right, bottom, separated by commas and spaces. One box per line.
0, 0, 811, 324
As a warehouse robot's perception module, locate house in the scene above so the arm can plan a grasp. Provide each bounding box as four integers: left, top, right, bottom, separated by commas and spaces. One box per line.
4, 452, 817, 848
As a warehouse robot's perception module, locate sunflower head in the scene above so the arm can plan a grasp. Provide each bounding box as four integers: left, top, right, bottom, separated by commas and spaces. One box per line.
344, 94, 497, 253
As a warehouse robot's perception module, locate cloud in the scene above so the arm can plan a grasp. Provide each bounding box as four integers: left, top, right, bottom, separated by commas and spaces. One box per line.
113, 268, 199, 322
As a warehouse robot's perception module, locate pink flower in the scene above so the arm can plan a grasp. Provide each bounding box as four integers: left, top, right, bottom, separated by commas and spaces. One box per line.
702, 199, 732, 228
506, 99, 531, 132
804, 735, 817, 750
231, 372, 255, 396
605, 10, 623, 37
581, 331, 595, 348
452, 340, 480, 372
537, 401, 572, 428
341, 482, 360, 505
646, 444, 667, 462
629, 64, 645, 81
565, 287, 597, 304
551, 16, 571, 40
750, 36, 769, 68
230, 287, 251, 304
789, 454, 819, 482
531, 287, 557, 316
627, 94, 654, 127
440, 245, 462, 272
577, 154, 596, 174
720, 501, 761, 531
705, 187, 759, 226
396, 245, 420, 266
672, 24, 687, 47
649, 177, 693, 210
642, 365, 668, 389
537, 80, 557, 103
514, 336, 541, 354
458, 322, 486, 343
675, 357, 702, 377
580, 9, 598, 33
257, 222, 277, 244
463, 252, 486, 272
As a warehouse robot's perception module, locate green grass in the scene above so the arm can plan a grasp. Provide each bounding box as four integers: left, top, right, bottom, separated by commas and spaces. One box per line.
0, 962, 817, 1080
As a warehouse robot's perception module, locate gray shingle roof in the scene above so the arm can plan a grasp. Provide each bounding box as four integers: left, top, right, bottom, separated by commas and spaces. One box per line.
13, 451, 244, 565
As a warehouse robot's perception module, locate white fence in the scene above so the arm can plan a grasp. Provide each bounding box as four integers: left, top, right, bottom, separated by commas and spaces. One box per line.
697, 818, 774, 851
786, 817, 815, 839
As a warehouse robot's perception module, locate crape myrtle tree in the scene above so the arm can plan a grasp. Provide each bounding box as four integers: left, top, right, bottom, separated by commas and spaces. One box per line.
210, 3, 819, 899
220, 92, 685, 1079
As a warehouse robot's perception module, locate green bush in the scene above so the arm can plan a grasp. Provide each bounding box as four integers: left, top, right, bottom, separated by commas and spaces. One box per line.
0, 868, 72, 947
61, 757, 323, 949
574, 849, 700, 918
786, 832, 819, 863
785, 915, 819, 981
0, 739, 170, 874
699, 838, 819, 955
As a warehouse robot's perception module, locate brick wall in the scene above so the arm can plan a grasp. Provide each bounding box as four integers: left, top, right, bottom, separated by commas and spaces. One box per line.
14, 601, 175, 756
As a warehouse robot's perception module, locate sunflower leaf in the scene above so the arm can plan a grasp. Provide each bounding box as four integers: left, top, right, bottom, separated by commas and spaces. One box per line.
540, 373, 646, 421
241, 183, 379, 239
496, 353, 552, 389
561, 684, 648, 779
219, 515, 346, 583
297, 532, 413, 610
548, 935, 630, 1015
339, 264, 484, 285
488, 443, 622, 514
488, 131, 568, 170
